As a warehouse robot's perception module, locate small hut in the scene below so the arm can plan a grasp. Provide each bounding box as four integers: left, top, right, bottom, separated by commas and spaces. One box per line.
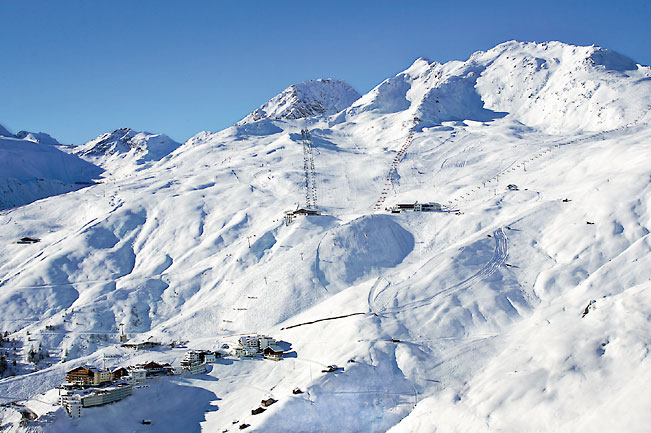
111, 367, 129, 380
263, 345, 283, 361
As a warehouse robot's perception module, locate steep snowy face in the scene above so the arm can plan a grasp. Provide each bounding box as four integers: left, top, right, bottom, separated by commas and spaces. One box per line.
346, 41, 651, 133
0, 136, 102, 210
74, 128, 180, 172
15, 130, 63, 146
474, 41, 651, 132
0, 137, 98, 182
238, 78, 360, 125
0, 123, 12, 137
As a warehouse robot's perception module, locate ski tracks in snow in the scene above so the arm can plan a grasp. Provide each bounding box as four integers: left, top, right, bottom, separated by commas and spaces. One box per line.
367, 276, 390, 315
370, 228, 508, 314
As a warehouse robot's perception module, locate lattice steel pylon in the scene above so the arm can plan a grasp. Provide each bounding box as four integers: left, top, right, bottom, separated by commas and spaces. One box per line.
301, 128, 318, 210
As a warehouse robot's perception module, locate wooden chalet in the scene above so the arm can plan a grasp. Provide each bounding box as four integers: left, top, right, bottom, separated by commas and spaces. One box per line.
142, 361, 167, 376
66, 366, 112, 386
66, 366, 94, 385
251, 407, 266, 415
111, 367, 130, 380
263, 345, 284, 361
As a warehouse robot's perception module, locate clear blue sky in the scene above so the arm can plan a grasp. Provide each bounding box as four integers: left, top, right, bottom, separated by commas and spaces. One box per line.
1, 0, 649, 144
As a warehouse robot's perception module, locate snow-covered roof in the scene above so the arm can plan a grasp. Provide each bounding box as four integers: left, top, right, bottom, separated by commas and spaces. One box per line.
264, 345, 283, 353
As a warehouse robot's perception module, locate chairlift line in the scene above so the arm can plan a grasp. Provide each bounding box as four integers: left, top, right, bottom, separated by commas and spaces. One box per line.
301, 128, 318, 210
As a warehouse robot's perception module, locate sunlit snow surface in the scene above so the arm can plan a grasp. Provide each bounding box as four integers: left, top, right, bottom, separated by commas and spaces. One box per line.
1, 41, 651, 432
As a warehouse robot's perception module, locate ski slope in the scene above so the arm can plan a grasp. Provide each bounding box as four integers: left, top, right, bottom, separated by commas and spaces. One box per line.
1, 40, 651, 432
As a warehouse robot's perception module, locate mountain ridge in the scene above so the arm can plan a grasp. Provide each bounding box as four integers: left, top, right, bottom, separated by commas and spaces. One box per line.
237, 78, 361, 125
72, 127, 181, 175
344, 40, 651, 134
15, 130, 64, 146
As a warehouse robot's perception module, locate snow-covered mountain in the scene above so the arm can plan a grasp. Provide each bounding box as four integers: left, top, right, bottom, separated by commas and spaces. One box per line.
1, 41, 651, 433
344, 41, 651, 134
0, 125, 65, 146
238, 78, 360, 125
14, 130, 64, 146
72, 127, 181, 175
0, 123, 13, 137
0, 135, 102, 210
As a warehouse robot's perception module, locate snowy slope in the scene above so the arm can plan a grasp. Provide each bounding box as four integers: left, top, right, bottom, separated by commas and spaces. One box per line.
0, 123, 13, 137
72, 127, 181, 176
0, 136, 102, 210
238, 78, 360, 125
1, 40, 651, 433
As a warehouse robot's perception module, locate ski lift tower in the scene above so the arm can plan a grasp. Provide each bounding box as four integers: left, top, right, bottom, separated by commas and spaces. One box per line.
119, 323, 127, 343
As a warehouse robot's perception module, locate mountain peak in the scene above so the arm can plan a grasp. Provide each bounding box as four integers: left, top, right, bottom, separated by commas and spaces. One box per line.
346, 40, 650, 133
77, 128, 175, 156
74, 128, 180, 171
15, 130, 63, 146
237, 78, 360, 125
404, 56, 434, 73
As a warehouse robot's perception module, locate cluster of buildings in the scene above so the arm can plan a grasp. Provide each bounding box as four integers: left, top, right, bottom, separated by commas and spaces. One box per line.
251, 397, 277, 415
59, 363, 162, 417
59, 350, 222, 418
64, 361, 172, 388
234, 335, 284, 360
58, 338, 283, 419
